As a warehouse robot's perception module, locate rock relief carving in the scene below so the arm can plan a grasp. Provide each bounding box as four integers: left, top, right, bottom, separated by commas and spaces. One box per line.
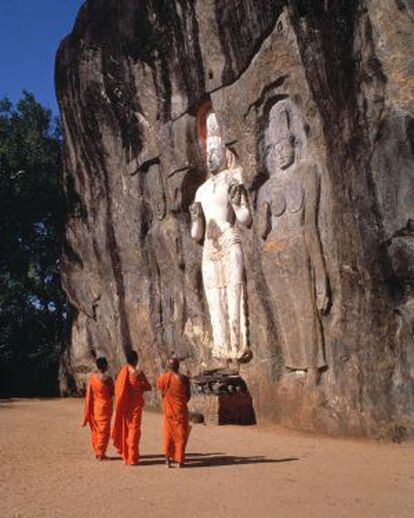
258, 100, 329, 384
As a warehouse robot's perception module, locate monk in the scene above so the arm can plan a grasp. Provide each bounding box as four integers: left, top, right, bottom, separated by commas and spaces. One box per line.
112, 350, 151, 465
82, 357, 114, 461
157, 356, 191, 468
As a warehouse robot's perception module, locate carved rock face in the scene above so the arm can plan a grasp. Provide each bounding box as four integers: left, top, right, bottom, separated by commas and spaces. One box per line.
265, 102, 297, 173
260, 102, 327, 371
57, 0, 414, 437
268, 138, 295, 172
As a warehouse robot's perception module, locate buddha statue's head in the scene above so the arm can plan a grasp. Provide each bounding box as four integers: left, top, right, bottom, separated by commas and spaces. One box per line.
206, 111, 227, 175
265, 103, 296, 174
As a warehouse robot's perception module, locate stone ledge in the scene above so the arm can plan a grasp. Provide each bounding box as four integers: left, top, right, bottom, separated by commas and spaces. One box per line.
189, 391, 256, 425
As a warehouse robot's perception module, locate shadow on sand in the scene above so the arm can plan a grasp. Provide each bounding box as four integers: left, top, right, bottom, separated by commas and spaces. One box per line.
0, 399, 16, 409
105, 452, 222, 463
183, 454, 298, 469
111, 452, 299, 468
0, 397, 60, 409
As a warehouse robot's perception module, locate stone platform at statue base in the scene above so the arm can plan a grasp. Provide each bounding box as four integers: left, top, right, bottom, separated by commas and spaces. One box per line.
189, 370, 256, 425
189, 391, 256, 425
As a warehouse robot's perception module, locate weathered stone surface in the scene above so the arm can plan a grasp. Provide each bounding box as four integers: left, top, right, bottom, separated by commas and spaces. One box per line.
56, 0, 414, 436
189, 392, 256, 426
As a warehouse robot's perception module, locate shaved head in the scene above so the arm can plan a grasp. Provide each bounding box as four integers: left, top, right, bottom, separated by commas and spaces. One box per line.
167, 356, 180, 372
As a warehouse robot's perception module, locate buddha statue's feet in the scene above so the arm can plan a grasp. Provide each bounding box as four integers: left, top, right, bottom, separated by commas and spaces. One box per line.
305, 368, 320, 387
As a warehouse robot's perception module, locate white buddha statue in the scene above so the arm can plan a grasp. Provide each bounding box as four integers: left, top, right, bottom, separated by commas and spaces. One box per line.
190, 111, 252, 367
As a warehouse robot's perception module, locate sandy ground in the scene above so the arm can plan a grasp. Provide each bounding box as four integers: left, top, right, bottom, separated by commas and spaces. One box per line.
0, 399, 413, 518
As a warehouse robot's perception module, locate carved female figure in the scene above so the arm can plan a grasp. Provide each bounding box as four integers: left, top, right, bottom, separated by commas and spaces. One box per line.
259, 101, 329, 383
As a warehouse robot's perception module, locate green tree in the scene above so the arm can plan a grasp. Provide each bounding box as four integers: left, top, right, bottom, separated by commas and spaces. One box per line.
0, 92, 66, 396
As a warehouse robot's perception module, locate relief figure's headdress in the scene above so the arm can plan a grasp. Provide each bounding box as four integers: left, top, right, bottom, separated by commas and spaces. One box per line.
206, 109, 237, 170
206, 111, 222, 139
269, 103, 294, 143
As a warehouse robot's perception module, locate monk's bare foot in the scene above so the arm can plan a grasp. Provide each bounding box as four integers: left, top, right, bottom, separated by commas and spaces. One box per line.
97, 455, 107, 461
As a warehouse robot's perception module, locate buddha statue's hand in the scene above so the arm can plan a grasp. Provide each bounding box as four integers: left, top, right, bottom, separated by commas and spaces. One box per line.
228, 182, 243, 206
190, 201, 202, 221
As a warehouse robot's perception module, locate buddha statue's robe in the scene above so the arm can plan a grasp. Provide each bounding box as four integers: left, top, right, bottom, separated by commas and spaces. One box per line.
193, 166, 250, 360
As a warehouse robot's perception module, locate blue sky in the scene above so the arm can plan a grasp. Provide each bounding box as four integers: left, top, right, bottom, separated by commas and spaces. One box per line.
0, 0, 84, 115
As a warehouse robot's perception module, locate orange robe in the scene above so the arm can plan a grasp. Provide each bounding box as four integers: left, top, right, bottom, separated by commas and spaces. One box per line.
112, 365, 151, 465
82, 374, 114, 459
157, 372, 191, 464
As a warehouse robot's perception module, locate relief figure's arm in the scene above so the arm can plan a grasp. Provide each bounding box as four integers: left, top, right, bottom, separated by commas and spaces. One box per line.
258, 201, 272, 240
303, 165, 329, 313
229, 183, 252, 227
190, 201, 204, 242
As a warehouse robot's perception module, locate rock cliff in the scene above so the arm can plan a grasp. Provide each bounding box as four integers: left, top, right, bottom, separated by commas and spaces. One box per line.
56, 0, 414, 437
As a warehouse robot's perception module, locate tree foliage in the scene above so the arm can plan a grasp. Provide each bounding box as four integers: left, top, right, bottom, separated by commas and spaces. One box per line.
0, 92, 66, 396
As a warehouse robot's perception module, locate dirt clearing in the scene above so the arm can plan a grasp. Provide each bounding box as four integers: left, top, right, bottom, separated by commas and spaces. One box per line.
0, 398, 413, 517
